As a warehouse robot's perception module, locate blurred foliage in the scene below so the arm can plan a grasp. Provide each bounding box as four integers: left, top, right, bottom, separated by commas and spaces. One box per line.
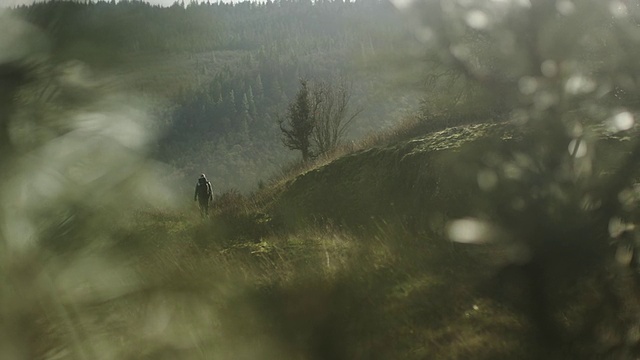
0, 9, 177, 359
393, 0, 640, 357
6, 0, 640, 360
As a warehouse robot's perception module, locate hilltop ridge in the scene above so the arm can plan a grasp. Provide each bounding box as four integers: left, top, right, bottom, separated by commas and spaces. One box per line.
267, 122, 511, 231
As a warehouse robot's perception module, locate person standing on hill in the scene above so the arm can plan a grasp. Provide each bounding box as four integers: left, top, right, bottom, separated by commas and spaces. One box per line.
194, 174, 213, 217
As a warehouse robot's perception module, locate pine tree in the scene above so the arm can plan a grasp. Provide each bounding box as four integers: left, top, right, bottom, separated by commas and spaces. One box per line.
254, 74, 264, 100
278, 79, 315, 162
246, 85, 257, 118
225, 89, 236, 117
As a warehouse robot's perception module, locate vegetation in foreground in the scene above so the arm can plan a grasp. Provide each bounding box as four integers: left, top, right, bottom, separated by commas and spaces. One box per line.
4, 1, 640, 359
99, 120, 640, 359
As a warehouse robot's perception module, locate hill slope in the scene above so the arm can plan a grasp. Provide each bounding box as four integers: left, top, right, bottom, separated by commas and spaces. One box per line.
269, 123, 510, 230
198, 120, 640, 359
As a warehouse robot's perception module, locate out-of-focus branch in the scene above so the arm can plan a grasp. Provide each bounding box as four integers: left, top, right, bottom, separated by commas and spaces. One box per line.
0, 62, 33, 159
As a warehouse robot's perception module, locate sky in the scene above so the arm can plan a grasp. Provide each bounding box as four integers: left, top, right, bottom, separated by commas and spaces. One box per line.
1, 0, 183, 7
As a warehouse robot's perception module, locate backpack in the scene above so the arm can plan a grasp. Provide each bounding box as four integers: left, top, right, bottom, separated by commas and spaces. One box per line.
197, 178, 212, 199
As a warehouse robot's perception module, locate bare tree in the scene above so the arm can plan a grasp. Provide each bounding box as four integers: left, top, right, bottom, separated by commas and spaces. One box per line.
309, 79, 362, 157
280, 78, 360, 161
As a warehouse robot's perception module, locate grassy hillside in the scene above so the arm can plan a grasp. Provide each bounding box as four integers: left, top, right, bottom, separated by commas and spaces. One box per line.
4, 63, 638, 356
154, 118, 636, 359
68, 119, 626, 360
270, 124, 507, 229
6, 1, 640, 359
113, 123, 537, 360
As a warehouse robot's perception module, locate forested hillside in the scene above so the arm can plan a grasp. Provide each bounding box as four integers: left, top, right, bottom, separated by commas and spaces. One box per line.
6, 1, 640, 359
11, 0, 419, 194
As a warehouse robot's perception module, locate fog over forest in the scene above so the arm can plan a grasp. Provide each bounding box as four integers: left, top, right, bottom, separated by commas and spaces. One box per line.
3, 1, 640, 359
6, 0, 422, 195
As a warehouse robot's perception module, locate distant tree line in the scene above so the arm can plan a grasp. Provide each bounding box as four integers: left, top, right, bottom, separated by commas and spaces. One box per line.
9, 0, 412, 192
152, 0, 404, 192
12, 0, 398, 63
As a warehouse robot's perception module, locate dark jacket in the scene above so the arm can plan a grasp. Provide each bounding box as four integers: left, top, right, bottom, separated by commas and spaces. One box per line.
194, 178, 213, 202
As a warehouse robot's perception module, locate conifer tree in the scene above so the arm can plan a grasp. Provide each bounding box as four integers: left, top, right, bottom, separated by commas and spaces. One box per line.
279, 79, 315, 162
246, 85, 257, 118
254, 74, 264, 100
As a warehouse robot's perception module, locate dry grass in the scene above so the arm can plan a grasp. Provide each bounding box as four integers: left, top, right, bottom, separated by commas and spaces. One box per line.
100, 213, 531, 360
260, 110, 493, 200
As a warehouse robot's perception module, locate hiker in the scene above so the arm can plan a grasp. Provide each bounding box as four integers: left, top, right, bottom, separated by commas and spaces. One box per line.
194, 173, 213, 217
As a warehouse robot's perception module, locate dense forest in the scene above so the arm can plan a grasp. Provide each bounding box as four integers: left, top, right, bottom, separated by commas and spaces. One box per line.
10, 0, 419, 193
6, 1, 640, 359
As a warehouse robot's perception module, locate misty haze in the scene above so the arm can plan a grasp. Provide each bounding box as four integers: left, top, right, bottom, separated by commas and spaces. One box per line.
2, 0, 640, 359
